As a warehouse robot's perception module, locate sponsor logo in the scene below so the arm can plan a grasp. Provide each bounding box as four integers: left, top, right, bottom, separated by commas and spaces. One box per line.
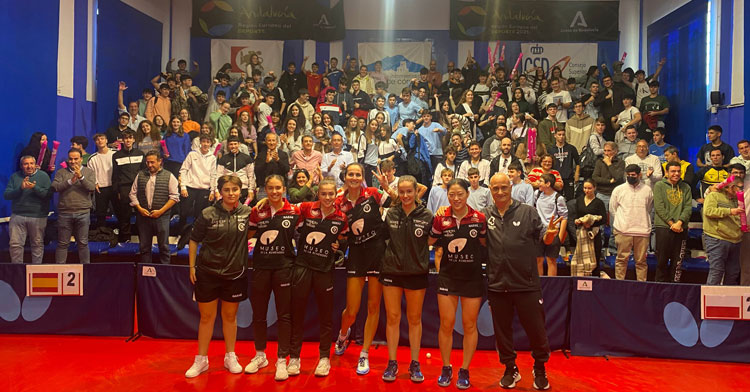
306, 231, 327, 245
439, 287, 449, 292
530, 44, 544, 55
487, 216, 496, 229
280, 283, 291, 287
539, 298, 544, 305
232, 293, 243, 298
351, 218, 365, 235
259, 230, 279, 245
258, 211, 268, 219
442, 217, 452, 227
311, 209, 320, 217
513, 221, 521, 227
570, 11, 588, 28
448, 238, 467, 253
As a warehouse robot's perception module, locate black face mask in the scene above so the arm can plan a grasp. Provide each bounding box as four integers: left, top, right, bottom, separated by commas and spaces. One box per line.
626, 176, 639, 185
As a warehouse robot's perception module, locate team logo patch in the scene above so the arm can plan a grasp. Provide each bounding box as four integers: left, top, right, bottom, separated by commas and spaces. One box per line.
281, 219, 291, 228
331, 225, 339, 234
469, 229, 478, 238
258, 211, 268, 219
238, 222, 246, 232
448, 238, 467, 253
259, 230, 279, 245
351, 218, 365, 235
311, 209, 320, 217
513, 221, 521, 227
487, 216, 495, 226
415, 228, 424, 237
363, 204, 372, 213
442, 217, 452, 227
306, 232, 326, 245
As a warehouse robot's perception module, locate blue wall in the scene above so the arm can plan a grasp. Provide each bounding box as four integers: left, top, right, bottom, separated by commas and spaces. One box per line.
96, 0, 163, 133
0, 1, 59, 218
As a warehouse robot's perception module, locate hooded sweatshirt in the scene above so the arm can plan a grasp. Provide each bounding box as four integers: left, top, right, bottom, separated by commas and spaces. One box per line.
653, 177, 693, 228
702, 190, 741, 243
610, 181, 653, 236
565, 113, 595, 153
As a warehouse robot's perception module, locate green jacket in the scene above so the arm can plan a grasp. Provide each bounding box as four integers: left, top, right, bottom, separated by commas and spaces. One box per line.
3, 170, 51, 218
702, 190, 741, 243
537, 117, 563, 152
653, 178, 693, 228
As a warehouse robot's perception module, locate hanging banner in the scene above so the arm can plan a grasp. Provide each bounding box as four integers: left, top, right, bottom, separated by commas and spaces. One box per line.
450, 0, 619, 42
210, 39, 284, 78
358, 42, 432, 94
520, 42, 598, 80
193, 0, 345, 41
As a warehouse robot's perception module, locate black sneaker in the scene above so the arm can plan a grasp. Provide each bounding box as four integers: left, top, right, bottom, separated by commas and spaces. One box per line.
456, 368, 470, 390
533, 366, 550, 390
382, 360, 398, 382
437, 365, 452, 387
408, 360, 424, 383
500, 365, 521, 389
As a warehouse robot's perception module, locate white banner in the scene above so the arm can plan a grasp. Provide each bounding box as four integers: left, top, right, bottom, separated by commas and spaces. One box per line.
358, 42, 433, 94
210, 39, 284, 79
520, 43, 598, 80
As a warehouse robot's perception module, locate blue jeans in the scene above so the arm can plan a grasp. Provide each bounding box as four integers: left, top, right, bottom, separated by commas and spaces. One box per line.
136, 213, 171, 264
55, 212, 90, 264
704, 234, 741, 285
9, 214, 47, 264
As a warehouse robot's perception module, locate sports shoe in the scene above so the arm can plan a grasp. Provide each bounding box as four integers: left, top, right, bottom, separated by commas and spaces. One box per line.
456, 368, 470, 390
437, 365, 452, 387
500, 364, 521, 389
244, 353, 268, 374
275, 358, 288, 381
334, 328, 351, 356
314, 357, 331, 377
287, 358, 301, 376
409, 360, 424, 383
184, 355, 208, 378
382, 360, 398, 382
533, 367, 550, 390
356, 356, 370, 375
223, 352, 242, 374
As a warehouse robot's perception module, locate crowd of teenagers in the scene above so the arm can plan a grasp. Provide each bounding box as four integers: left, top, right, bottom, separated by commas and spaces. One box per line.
4, 53, 749, 389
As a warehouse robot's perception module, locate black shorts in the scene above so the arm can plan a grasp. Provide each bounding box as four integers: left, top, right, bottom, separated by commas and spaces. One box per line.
380, 273, 429, 290
346, 240, 385, 277
436, 274, 485, 298
194, 269, 248, 303
537, 235, 562, 260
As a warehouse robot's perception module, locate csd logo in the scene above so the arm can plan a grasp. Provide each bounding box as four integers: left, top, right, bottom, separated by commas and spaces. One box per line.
260, 230, 279, 245
448, 238, 467, 253
306, 232, 326, 245
351, 218, 365, 235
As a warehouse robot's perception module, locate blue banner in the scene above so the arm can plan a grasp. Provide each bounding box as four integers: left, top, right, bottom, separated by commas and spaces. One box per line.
570, 279, 750, 363
0, 263, 135, 336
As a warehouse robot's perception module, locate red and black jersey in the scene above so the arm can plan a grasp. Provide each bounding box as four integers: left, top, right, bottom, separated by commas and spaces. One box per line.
295, 201, 349, 272
430, 206, 487, 280
335, 186, 389, 246
248, 199, 302, 270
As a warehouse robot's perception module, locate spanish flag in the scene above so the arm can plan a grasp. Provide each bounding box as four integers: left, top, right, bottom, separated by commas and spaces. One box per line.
30, 272, 59, 294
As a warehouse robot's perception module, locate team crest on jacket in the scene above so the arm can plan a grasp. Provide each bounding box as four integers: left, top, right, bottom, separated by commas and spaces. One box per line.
311, 209, 320, 217
258, 211, 268, 219
238, 222, 246, 231
513, 221, 521, 226
363, 204, 372, 213
331, 225, 339, 234
415, 228, 424, 237
282, 219, 292, 228
442, 217, 452, 227
487, 216, 496, 229
469, 229, 478, 238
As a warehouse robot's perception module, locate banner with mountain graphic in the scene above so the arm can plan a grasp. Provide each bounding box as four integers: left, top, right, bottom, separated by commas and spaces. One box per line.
358, 42, 433, 94
450, 0, 619, 42
192, 0, 345, 41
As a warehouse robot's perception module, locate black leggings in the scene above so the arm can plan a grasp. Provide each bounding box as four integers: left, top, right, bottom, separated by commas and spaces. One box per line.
289, 265, 334, 359
250, 268, 292, 358
488, 290, 550, 367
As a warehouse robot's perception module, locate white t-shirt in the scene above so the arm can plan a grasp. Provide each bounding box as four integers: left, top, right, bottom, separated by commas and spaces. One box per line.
544, 90, 572, 123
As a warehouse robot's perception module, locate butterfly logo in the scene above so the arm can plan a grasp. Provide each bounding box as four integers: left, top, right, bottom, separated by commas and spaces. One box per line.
663, 302, 734, 348
0, 280, 52, 323
513, 221, 521, 226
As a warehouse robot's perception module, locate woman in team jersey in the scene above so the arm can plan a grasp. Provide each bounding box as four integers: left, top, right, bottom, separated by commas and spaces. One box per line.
333, 163, 395, 376
428, 178, 487, 389
244, 175, 301, 382
288, 178, 348, 377
380, 175, 434, 384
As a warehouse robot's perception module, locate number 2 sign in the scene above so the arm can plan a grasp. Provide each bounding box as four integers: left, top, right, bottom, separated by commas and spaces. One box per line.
26, 264, 84, 296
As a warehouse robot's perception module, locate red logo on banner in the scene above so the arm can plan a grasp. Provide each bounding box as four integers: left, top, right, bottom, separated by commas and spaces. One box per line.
230, 46, 248, 73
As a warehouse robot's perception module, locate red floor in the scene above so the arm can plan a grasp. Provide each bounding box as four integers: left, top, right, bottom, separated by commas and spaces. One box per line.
0, 335, 748, 392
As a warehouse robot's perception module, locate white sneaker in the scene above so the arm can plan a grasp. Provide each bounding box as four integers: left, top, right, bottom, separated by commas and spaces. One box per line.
185, 355, 208, 378
224, 352, 242, 374
275, 358, 289, 381
315, 358, 331, 377
287, 358, 301, 376
244, 353, 268, 374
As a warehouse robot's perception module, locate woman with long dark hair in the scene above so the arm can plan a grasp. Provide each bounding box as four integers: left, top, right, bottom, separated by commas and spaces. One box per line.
287, 103, 309, 133
135, 120, 161, 154
20, 132, 53, 175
